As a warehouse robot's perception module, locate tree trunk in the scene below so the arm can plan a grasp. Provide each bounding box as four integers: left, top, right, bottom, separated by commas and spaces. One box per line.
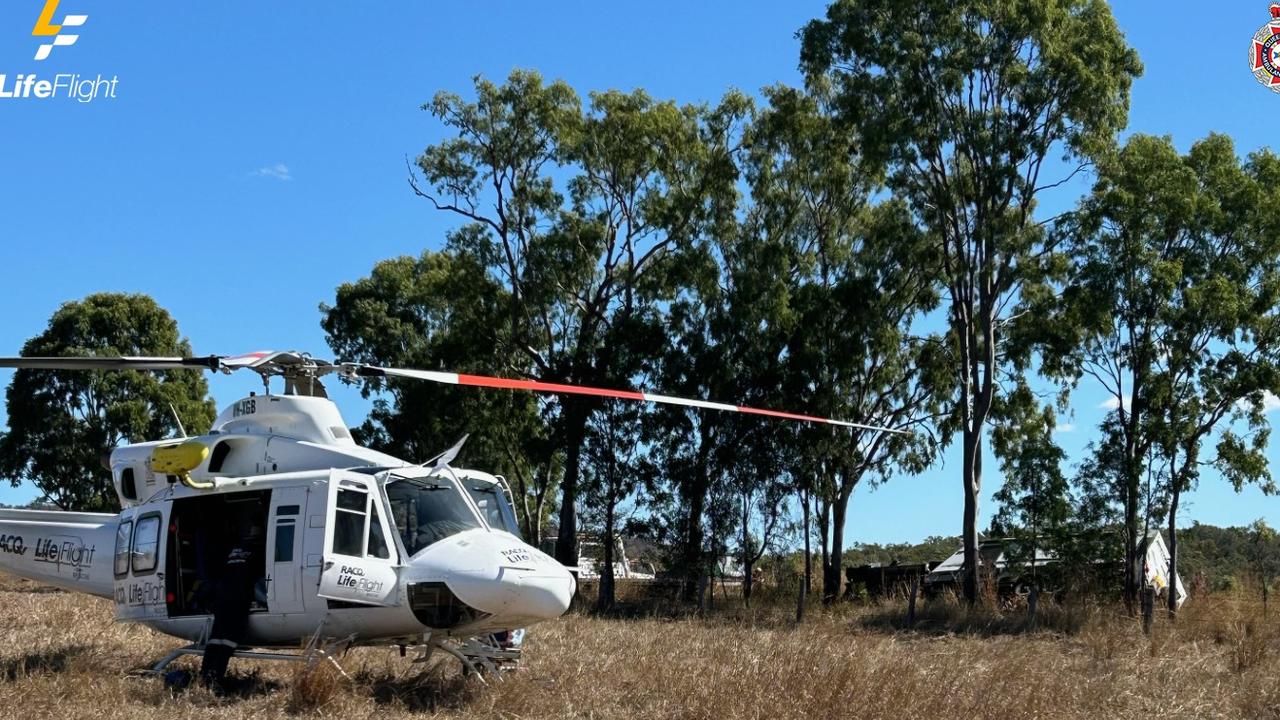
1167, 483, 1180, 619
802, 488, 812, 596
1124, 485, 1140, 612
741, 492, 752, 607
680, 438, 712, 603
1121, 374, 1145, 614
598, 499, 617, 612
554, 406, 590, 567
907, 575, 919, 628
961, 425, 982, 605
1123, 452, 1141, 614
823, 484, 851, 604
818, 498, 830, 596
681, 488, 707, 602
793, 486, 814, 622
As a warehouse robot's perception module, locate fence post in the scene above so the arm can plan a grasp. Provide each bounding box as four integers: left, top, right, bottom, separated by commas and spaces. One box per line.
907, 575, 919, 629
796, 574, 807, 624
1027, 585, 1038, 629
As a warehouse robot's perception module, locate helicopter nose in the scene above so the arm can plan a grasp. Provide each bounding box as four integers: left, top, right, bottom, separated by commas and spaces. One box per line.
509, 565, 576, 619
447, 554, 575, 621
412, 531, 575, 625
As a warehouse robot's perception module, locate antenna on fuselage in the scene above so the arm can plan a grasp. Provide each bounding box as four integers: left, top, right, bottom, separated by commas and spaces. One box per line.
168, 402, 187, 439
425, 434, 470, 470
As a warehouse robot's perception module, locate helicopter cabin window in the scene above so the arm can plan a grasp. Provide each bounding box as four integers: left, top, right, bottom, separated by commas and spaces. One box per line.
113, 520, 133, 577
132, 514, 161, 574
274, 521, 296, 562
385, 476, 482, 557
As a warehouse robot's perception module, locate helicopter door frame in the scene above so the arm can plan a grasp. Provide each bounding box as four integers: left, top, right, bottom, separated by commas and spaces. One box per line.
266, 485, 309, 614
112, 504, 169, 622
318, 470, 399, 607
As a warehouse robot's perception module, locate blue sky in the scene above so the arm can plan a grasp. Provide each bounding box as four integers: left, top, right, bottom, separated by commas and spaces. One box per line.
0, 1, 1276, 544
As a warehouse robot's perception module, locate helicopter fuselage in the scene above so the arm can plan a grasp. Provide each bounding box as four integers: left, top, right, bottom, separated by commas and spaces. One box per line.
0, 393, 575, 651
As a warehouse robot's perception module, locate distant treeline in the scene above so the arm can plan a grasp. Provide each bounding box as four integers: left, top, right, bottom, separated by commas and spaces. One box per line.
840, 523, 1277, 594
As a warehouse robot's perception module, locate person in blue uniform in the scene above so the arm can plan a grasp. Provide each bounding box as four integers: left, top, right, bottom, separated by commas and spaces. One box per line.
199, 522, 261, 691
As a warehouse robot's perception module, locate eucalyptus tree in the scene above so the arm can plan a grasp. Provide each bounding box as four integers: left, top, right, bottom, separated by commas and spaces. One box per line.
1139, 136, 1280, 615
411, 71, 738, 565
321, 250, 557, 540
581, 403, 649, 610
801, 0, 1142, 603
0, 293, 215, 511
641, 96, 793, 603
990, 383, 1071, 584
745, 85, 949, 602
1047, 134, 1280, 610
1248, 520, 1280, 613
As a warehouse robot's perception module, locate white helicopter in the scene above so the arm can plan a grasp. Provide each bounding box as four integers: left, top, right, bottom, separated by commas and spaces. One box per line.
0, 350, 898, 677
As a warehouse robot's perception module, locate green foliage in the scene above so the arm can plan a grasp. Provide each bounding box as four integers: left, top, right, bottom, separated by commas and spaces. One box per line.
736, 85, 950, 600
581, 404, 649, 609
1247, 520, 1280, 592
990, 383, 1072, 564
800, 0, 1141, 603
1175, 521, 1280, 593
321, 249, 556, 540
843, 536, 961, 567
0, 293, 214, 511
1043, 133, 1280, 604
344, 71, 741, 561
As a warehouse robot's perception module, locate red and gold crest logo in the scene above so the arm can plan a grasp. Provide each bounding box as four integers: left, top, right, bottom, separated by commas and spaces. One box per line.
1252, 3, 1280, 92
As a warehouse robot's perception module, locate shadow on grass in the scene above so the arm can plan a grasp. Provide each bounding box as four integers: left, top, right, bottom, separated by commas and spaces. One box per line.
2, 644, 89, 681
356, 664, 483, 713
214, 669, 282, 700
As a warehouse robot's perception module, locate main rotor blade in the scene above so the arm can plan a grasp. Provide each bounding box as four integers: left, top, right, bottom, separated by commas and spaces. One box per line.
347, 364, 910, 435
0, 356, 222, 371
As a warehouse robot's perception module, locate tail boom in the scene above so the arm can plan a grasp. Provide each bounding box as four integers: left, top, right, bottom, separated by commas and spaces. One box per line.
0, 509, 116, 599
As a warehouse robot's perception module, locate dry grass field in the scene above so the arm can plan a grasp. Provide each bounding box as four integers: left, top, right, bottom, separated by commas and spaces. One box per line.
2, 573, 1279, 720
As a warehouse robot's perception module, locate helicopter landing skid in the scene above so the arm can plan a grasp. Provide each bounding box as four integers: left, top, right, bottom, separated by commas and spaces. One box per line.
148, 644, 348, 678
148, 628, 355, 680
414, 634, 521, 682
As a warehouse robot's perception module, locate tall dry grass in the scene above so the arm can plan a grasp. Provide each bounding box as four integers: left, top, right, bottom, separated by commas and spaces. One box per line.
1, 572, 1278, 719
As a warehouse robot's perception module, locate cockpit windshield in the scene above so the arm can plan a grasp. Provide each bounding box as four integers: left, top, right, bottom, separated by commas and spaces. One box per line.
385, 476, 482, 557
465, 480, 521, 537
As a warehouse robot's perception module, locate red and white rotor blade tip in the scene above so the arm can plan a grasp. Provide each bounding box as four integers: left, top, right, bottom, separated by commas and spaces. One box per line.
351, 365, 909, 435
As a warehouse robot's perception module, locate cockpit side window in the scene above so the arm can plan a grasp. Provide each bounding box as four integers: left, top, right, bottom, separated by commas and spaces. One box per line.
385, 477, 482, 557
465, 482, 521, 537
367, 504, 390, 560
